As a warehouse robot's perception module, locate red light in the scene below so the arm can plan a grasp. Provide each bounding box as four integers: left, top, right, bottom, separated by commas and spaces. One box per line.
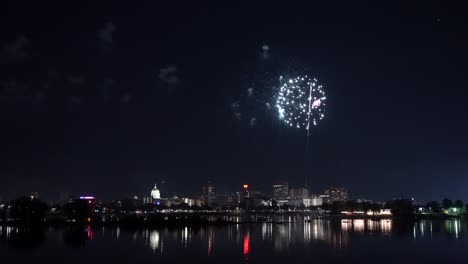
243, 234, 249, 255
88, 200, 92, 204
86, 225, 93, 239
243, 184, 249, 189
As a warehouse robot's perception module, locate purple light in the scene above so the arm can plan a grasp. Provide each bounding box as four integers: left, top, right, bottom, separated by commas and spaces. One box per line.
79, 196, 95, 200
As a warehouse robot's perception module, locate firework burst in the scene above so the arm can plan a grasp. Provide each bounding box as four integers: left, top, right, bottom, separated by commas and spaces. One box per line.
275, 75, 326, 131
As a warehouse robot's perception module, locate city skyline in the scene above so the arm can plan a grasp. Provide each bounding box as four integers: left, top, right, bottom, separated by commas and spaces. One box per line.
1, 180, 456, 206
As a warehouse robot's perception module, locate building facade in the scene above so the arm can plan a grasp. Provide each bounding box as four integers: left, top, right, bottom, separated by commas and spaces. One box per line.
273, 183, 289, 201
202, 181, 216, 206
289, 187, 309, 200
151, 184, 161, 200
322, 187, 348, 203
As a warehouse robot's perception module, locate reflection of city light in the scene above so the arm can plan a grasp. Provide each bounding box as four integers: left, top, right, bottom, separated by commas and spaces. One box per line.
182, 226, 189, 246
262, 223, 272, 241
381, 220, 392, 233
445, 219, 462, 239
86, 225, 93, 240
149, 230, 160, 251
304, 222, 311, 241
207, 228, 214, 256
4, 226, 13, 238
366, 219, 377, 231
353, 219, 365, 232
341, 219, 352, 232
243, 233, 249, 255
273, 224, 290, 252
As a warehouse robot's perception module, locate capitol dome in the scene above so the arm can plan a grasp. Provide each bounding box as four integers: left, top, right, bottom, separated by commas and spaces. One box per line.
151, 184, 161, 199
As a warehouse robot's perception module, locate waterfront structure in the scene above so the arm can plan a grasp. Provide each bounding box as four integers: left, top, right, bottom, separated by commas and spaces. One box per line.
303, 196, 323, 207
366, 209, 392, 216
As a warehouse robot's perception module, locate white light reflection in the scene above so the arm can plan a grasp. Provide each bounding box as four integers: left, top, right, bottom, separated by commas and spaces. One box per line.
149, 230, 160, 252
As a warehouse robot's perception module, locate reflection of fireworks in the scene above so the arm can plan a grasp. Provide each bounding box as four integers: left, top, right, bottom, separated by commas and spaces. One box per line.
275, 75, 326, 130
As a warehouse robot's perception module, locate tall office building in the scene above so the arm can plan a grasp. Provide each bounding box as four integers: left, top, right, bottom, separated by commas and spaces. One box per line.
240, 184, 250, 202
202, 181, 216, 206
272, 183, 289, 200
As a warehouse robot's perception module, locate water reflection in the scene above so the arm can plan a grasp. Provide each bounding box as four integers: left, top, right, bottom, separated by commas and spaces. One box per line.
444, 219, 462, 239
341, 219, 392, 234
410, 219, 466, 239
63, 226, 92, 247
1, 218, 468, 256
149, 230, 160, 251
0, 226, 45, 249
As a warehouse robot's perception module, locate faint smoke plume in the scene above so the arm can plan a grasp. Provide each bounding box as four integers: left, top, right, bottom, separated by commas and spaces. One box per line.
0, 35, 30, 63
262, 44, 269, 59
247, 88, 253, 97
158, 65, 179, 84
98, 22, 117, 45
249, 117, 256, 126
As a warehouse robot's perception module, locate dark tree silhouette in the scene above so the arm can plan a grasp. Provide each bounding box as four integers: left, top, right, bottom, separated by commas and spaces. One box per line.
442, 198, 453, 209
426, 201, 441, 214
10, 196, 48, 225
454, 200, 464, 209
387, 199, 414, 218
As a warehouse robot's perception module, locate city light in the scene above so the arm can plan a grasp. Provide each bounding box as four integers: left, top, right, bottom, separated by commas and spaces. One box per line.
79, 196, 95, 200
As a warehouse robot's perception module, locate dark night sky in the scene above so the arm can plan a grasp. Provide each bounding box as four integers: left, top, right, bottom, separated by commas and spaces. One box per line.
0, 1, 467, 202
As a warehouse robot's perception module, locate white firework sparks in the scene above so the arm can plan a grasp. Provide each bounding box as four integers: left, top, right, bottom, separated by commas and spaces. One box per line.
275, 75, 326, 130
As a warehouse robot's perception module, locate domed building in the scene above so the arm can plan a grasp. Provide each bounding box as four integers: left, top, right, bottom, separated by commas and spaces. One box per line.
151, 184, 161, 200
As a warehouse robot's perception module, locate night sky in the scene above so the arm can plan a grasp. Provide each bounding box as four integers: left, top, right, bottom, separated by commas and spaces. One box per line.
1, 1, 467, 202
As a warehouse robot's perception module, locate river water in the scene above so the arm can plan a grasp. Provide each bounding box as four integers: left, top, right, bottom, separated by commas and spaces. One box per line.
1, 217, 467, 263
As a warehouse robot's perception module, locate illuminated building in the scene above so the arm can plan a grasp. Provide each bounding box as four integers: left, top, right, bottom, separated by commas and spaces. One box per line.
366, 209, 392, 216
303, 196, 323, 207
322, 187, 348, 203
202, 181, 216, 206
241, 184, 250, 202
151, 184, 161, 200
272, 183, 289, 201
143, 196, 152, 204
183, 197, 203, 207
66, 196, 97, 222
